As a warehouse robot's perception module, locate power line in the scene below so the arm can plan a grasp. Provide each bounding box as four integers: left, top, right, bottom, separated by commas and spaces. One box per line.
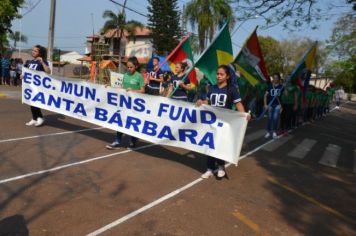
108, 0, 148, 18
22, 0, 43, 17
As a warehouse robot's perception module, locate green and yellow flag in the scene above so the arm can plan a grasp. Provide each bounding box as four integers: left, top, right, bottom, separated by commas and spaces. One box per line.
194, 23, 233, 85
233, 27, 269, 87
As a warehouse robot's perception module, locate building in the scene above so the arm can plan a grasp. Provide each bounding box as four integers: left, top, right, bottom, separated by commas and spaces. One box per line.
86, 27, 152, 65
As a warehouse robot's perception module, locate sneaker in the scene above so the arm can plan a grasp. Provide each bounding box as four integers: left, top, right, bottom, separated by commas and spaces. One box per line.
272, 132, 277, 139
26, 119, 37, 126
201, 170, 213, 179
217, 169, 226, 178
35, 117, 45, 127
105, 142, 121, 150
264, 132, 270, 138
128, 141, 136, 149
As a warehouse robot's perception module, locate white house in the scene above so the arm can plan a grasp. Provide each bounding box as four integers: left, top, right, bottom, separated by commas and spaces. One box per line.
60, 51, 83, 64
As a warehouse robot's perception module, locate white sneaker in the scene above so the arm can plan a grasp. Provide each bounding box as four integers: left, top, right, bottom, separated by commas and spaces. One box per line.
26, 119, 37, 126
272, 132, 277, 139
217, 169, 226, 178
264, 132, 270, 138
35, 117, 44, 127
201, 170, 213, 179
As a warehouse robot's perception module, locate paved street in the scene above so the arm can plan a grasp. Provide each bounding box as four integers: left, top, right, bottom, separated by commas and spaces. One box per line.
1, 86, 355, 235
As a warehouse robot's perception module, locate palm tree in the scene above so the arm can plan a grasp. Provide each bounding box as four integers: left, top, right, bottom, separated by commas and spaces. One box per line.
102, 10, 144, 56
183, 0, 235, 52
8, 31, 28, 49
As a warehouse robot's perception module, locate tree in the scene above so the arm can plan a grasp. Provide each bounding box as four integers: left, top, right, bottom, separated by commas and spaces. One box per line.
324, 12, 356, 93
102, 10, 144, 56
327, 13, 355, 59
232, 0, 355, 31
8, 31, 27, 49
258, 36, 284, 75
183, 0, 235, 52
0, 0, 24, 52
147, 0, 182, 55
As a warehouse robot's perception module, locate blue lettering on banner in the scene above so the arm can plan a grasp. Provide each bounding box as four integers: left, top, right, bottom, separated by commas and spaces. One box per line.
24, 88, 32, 100
157, 103, 216, 125
22, 72, 52, 89
198, 132, 214, 149
60, 81, 97, 101
142, 121, 158, 136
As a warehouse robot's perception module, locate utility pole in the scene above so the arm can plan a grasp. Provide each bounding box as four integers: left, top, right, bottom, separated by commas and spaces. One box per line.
118, 0, 128, 73
47, 0, 56, 73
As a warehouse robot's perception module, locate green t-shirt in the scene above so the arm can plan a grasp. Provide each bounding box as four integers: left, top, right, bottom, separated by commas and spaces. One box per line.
122, 71, 144, 90
281, 84, 297, 104
256, 82, 267, 99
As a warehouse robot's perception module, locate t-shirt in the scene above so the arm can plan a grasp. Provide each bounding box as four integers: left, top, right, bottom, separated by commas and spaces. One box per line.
281, 84, 297, 104
206, 84, 241, 109
26, 59, 49, 72
171, 74, 190, 100
147, 68, 164, 90
266, 84, 283, 107
122, 71, 145, 90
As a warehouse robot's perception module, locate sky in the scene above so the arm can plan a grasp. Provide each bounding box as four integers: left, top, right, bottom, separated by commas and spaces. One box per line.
10, 0, 352, 55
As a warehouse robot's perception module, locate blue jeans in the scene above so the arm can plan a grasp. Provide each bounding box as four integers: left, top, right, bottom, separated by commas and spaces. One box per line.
206, 155, 225, 171
267, 105, 281, 133
114, 132, 137, 145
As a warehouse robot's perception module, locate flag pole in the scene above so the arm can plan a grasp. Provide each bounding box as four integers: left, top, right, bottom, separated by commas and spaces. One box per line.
155, 33, 191, 73
233, 26, 258, 61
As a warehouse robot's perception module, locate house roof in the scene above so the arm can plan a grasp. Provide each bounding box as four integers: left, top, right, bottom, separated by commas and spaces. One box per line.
87, 27, 151, 39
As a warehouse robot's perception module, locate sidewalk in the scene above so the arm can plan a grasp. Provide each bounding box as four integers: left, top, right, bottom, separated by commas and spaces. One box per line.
0, 85, 21, 99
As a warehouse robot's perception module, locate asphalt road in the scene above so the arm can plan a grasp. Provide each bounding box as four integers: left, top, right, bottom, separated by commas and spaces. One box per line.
1, 86, 355, 236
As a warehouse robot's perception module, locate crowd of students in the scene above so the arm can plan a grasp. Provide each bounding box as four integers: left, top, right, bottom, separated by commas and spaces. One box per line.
0, 54, 24, 87
15, 45, 341, 179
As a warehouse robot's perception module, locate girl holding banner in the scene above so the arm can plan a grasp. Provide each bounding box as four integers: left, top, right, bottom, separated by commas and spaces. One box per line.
106, 57, 145, 150
25, 45, 51, 127
196, 65, 250, 179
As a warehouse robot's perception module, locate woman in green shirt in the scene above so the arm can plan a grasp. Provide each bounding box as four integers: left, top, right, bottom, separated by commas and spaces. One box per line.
106, 57, 145, 150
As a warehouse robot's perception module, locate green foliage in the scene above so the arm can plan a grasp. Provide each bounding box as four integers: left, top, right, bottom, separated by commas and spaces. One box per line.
326, 13, 356, 59
101, 9, 144, 55
258, 36, 284, 75
147, 0, 182, 55
0, 0, 24, 52
324, 13, 356, 93
8, 31, 27, 48
232, 0, 355, 31
183, 0, 235, 52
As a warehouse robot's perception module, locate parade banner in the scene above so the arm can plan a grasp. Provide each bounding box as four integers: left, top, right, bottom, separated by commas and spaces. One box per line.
21, 68, 248, 164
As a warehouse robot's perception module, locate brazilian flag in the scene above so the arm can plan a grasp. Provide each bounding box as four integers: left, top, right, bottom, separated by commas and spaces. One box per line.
194, 22, 233, 85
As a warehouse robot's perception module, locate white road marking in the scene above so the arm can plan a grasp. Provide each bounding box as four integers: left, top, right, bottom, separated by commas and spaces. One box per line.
261, 135, 293, 152
86, 136, 278, 236
0, 144, 156, 185
0, 127, 105, 143
319, 144, 341, 168
244, 130, 266, 143
288, 138, 317, 159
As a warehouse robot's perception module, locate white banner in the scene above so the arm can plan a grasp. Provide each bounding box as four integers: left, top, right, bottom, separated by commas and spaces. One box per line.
21, 68, 248, 164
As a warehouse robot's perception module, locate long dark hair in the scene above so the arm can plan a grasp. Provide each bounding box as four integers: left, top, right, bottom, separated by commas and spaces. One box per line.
127, 56, 140, 71
217, 65, 234, 109
34, 45, 47, 59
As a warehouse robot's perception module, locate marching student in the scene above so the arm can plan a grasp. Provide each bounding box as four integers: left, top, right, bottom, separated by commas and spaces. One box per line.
280, 80, 298, 134
263, 73, 283, 138
146, 56, 164, 95
168, 61, 192, 101
106, 56, 145, 150
196, 65, 251, 179
25, 45, 51, 127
